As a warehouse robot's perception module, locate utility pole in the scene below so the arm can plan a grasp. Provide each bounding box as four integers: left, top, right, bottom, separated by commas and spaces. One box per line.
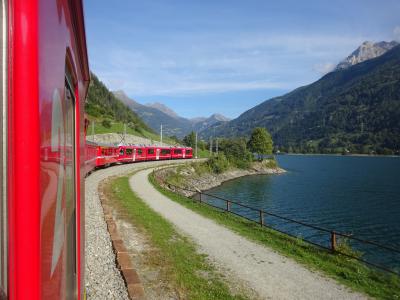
92, 121, 95, 142
160, 124, 163, 146
216, 138, 218, 155
209, 137, 213, 155
124, 123, 127, 144
195, 132, 198, 159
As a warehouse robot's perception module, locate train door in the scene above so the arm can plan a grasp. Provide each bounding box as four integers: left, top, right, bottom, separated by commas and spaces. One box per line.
183, 149, 186, 158
156, 148, 160, 160
64, 68, 77, 299
133, 149, 136, 162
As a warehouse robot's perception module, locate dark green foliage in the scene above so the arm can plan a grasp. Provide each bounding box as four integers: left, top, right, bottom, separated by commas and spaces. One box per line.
203, 45, 400, 154
248, 127, 273, 159
101, 119, 111, 128
169, 135, 182, 145
183, 131, 196, 148
207, 153, 230, 174
218, 138, 253, 169
85, 73, 153, 133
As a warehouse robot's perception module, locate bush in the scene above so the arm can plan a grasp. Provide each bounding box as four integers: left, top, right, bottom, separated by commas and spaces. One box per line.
218, 138, 253, 169
102, 119, 111, 128
207, 154, 230, 174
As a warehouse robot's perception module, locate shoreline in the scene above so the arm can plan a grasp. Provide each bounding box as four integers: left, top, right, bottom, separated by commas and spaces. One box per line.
155, 162, 286, 197
278, 153, 400, 158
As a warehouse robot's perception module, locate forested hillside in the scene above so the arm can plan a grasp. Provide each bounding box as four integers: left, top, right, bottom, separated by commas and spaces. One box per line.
85, 73, 154, 135
202, 45, 400, 155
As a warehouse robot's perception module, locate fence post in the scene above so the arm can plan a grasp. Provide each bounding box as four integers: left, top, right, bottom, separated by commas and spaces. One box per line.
331, 231, 336, 252
259, 211, 264, 227
226, 200, 231, 212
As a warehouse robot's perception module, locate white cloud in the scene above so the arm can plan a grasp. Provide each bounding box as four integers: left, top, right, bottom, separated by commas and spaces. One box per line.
90, 33, 368, 97
313, 62, 336, 75
394, 26, 400, 41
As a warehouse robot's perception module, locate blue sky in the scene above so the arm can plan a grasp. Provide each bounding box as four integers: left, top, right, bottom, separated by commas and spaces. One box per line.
84, 0, 400, 119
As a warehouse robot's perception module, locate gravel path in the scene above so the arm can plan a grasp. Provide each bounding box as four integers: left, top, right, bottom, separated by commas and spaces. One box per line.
130, 168, 368, 300
85, 160, 195, 299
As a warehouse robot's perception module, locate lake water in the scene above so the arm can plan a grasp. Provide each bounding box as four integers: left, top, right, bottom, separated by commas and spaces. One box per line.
204, 155, 400, 272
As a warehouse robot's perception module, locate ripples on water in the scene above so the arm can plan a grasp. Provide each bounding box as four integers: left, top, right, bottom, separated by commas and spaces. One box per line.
205, 155, 400, 271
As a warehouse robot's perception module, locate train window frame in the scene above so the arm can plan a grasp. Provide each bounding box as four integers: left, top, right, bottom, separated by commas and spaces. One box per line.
0, 0, 7, 295
137, 149, 143, 155
64, 61, 78, 298
148, 149, 154, 155
126, 149, 132, 155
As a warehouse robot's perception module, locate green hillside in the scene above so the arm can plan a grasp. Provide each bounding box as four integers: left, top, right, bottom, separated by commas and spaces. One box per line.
85, 73, 155, 138
203, 45, 400, 155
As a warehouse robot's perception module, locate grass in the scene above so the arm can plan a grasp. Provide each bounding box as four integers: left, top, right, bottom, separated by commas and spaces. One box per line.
149, 172, 400, 300
106, 175, 249, 300
86, 118, 178, 145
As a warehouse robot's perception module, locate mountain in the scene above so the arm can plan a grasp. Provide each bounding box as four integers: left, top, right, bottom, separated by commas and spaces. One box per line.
113, 90, 230, 138
335, 41, 398, 70
113, 90, 193, 138
192, 114, 230, 132
85, 73, 153, 133
145, 102, 180, 118
201, 44, 400, 154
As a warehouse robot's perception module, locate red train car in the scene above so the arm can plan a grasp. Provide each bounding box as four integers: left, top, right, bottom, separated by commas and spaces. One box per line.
171, 147, 186, 159
185, 147, 193, 159
1, 0, 90, 299
96, 144, 119, 168
85, 141, 98, 174
117, 145, 147, 163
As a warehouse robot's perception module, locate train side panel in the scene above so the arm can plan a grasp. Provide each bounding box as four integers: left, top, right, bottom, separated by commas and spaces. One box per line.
7, 0, 89, 299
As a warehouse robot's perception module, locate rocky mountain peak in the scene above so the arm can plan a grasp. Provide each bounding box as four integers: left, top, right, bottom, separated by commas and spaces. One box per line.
145, 102, 180, 119
335, 40, 399, 70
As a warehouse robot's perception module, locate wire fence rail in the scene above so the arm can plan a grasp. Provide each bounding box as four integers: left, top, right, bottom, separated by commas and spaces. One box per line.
153, 172, 400, 277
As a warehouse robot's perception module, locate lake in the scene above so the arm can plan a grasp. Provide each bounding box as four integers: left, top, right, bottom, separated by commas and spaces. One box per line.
204, 155, 400, 272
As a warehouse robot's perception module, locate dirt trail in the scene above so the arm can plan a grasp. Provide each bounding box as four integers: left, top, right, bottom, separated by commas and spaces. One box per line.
129, 168, 368, 300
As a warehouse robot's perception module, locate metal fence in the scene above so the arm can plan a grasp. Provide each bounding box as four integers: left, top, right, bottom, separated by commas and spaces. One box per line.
154, 173, 400, 276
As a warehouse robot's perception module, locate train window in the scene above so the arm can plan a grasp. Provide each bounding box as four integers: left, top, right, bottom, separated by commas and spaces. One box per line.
119, 149, 124, 155
186, 149, 191, 154
137, 149, 143, 155
64, 66, 76, 298
175, 149, 182, 154
126, 149, 132, 155
0, 0, 7, 294
148, 149, 154, 154
161, 149, 171, 155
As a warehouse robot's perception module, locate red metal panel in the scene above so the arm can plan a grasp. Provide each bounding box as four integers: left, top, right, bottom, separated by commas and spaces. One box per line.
8, 0, 41, 299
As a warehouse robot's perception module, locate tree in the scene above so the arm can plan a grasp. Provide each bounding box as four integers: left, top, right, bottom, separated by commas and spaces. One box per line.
248, 127, 273, 160
183, 131, 196, 148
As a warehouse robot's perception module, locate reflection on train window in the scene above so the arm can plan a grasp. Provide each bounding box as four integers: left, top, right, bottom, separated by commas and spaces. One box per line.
137, 149, 143, 155
64, 67, 77, 298
186, 149, 191, 154
148, 149, 154, 154
126, 149, 132, 155
161, 149, 171, 155
119, 149, 124, 155
175, 149, 182, 154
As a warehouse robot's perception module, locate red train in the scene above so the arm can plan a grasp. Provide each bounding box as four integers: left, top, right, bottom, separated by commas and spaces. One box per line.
1, 0, 89, 299
85, 143, 193, 174
0, 1, 194, 299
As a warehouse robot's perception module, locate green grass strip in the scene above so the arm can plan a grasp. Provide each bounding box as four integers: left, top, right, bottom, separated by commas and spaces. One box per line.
108, 175, 249, 300
149, 172, 400, 300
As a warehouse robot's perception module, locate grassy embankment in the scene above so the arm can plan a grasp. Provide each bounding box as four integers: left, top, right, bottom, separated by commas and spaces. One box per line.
86, 117, 178, 145
148, 170, 400, 300
106, 175, 248, 300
